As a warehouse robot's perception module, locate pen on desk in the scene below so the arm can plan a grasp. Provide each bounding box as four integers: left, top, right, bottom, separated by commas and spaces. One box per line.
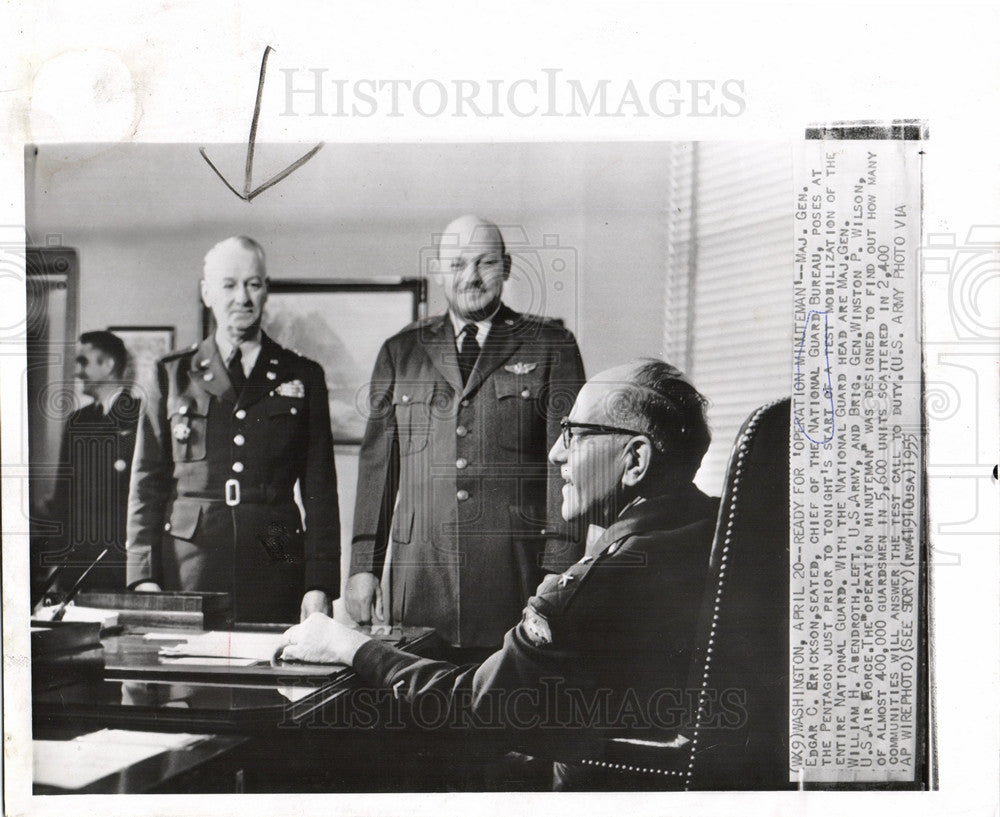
49, 548, 108, 622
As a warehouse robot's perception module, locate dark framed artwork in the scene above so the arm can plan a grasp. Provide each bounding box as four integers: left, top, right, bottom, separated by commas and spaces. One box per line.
201, 279, 424, 443
107, 325, 176, 407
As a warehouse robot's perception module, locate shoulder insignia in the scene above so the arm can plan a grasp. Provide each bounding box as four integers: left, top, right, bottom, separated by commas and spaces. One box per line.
522, 606, 553, 647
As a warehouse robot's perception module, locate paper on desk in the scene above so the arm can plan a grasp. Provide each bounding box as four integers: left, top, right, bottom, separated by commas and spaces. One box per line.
33, 730, 209, 790
158, 630, 285, 662
160, 656, 258, 667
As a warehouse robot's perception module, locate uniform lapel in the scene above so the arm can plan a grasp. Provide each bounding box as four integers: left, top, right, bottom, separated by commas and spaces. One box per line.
462, 304, 521, 398
420, 315, 464, 395
236, 333, 282, 411
192, 336, 238, 404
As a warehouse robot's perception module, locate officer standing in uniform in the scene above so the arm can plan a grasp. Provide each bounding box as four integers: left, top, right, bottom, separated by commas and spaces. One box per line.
346, 215, 586, 652
36, 330, 140, 595
125, 236, 340, 623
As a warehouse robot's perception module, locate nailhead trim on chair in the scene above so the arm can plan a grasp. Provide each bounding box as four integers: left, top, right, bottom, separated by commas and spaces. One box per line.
683, 398, 783, 791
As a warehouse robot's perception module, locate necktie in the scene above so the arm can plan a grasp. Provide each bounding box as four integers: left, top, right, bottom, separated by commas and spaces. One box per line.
227, 347, 246, 391
457, 324, 480, 386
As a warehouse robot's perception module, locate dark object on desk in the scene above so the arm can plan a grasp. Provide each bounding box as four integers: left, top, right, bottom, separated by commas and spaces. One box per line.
31, 620, 102, 656
75, 590, 233, 630
31, 621, 105, 692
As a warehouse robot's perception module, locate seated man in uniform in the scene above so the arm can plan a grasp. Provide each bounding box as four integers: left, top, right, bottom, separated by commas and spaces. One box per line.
280, 359, 719, 787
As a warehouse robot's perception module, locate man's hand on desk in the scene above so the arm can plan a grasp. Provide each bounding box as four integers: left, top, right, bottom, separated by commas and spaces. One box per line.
280, 612, 371, 665
133, 582, 162, 592
344, 572, 384, 624
299, 589, 332, 621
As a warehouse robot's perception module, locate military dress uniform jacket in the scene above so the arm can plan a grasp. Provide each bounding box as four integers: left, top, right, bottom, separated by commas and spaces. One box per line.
126, 333, 340, 623
352, 487, 721, 759
38, 391, 141, 593
351, 304, 585, 648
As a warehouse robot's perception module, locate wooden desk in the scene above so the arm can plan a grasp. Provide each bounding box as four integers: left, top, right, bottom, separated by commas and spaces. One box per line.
33, 623, 439, 793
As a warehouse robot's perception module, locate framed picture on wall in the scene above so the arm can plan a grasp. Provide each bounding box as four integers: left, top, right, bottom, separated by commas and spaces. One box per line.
107, 325, 176, 407
201, 279, 424, 444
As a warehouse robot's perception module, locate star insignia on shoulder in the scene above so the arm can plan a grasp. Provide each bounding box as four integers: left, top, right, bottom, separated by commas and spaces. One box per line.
504, 361, 538, 375
557, 572, 576, 588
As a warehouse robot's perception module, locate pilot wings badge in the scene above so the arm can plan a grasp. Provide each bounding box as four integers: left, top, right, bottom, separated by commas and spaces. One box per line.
504, 361, 538, 375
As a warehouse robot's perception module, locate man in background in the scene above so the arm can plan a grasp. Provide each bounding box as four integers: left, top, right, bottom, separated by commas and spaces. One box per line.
125, 236, 340, 623
347, 215, 586, 654
36, 330, 140, 594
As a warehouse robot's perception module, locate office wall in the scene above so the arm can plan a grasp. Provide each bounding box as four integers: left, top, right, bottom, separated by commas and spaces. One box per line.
26, 142, 679, 591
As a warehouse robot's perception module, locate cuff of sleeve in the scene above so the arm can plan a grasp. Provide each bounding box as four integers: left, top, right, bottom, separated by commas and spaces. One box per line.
353, 638, 404, 683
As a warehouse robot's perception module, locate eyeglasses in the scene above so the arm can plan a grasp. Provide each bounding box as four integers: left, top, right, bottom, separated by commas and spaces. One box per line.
560, 418, 645, 449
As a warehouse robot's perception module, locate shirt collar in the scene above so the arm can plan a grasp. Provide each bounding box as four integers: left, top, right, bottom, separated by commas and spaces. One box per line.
583, 497, 649, 559
100, 387, 124, 415
448, 304, 500, 346
215, 329, 262, 364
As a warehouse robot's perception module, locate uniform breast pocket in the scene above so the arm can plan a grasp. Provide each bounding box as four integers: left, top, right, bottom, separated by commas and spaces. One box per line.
167, 395, 210, 462
493, 371, 545, 453
392, 386, 435, 455
266, 397, 306, 453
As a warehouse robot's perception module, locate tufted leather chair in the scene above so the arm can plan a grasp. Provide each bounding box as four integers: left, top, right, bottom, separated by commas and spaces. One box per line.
569, 397, 793, 790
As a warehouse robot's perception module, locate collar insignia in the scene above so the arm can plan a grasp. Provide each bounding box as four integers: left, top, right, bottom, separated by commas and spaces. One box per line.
504, 361, 537, 375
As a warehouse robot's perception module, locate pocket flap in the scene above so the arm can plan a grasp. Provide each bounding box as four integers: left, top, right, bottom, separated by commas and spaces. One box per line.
494, 370, 541, 400
167, 392, 210, 419
267, 397, 304, 417
167, 501, 202, 541
392, 385, 434, 406
509, 504, 548, 534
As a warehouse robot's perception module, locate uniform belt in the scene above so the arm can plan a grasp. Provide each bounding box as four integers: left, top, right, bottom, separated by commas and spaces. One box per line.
183, 480, 270, 507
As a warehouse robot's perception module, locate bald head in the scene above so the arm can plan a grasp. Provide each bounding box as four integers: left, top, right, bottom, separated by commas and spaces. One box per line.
432, 215, 511, 321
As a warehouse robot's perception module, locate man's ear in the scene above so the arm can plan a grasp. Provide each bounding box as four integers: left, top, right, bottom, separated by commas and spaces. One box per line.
199, 278, 209, 306
620, 436, 653, 488
502, 253, 512, 281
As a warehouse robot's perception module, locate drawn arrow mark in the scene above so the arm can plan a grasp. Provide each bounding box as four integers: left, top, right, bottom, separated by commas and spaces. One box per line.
200, 46, 323, 201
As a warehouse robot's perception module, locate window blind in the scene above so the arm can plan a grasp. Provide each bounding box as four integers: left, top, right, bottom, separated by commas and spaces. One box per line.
664, 142, 793, 494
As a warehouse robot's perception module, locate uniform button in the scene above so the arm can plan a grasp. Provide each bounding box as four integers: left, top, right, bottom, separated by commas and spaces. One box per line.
178, 404, 189, 415
455, 458, 468, 470
266, 371, 277, 380
461, 400, 470, 407
114, 459, 127, 472
164, 522, 172, 532
456, 425, 468, 437
232, 461, 244, 473
235, 409, 247, 420
290, 407, 298, 415
233, 434, 246, 446
456, 489, 470, 501
520, 388, 531, 398
401, 394, 411, 403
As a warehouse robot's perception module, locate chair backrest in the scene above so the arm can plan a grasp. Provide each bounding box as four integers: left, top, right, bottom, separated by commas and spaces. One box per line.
683, 396, 792, 790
